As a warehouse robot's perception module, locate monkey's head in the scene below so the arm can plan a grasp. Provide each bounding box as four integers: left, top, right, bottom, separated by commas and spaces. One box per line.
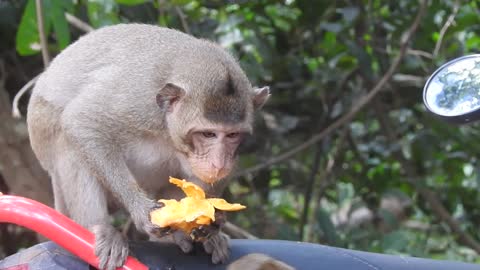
156, 70, 270, 184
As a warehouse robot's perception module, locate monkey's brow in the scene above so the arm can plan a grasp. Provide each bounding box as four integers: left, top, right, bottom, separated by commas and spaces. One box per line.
203, 96, 247, 124
204, 109, 246, 124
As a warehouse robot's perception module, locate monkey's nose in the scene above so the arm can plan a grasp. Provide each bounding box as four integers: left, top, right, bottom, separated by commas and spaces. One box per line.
211, 158, 226, 171
207, 167, 225, 181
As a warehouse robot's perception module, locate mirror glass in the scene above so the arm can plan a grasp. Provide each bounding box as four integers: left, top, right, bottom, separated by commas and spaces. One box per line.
424, 55, 480, 117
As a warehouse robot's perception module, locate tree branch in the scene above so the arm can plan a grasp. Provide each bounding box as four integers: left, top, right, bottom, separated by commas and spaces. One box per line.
35, 0, 50, 67
306, 129, 347, 242
223, 221, 258, 239
407, 49, 433, 59
234, 0, 428, 178
157, 0, 166, 20
175, 6, 191, 35
433, 0, 460, 57
418, 188, 480, 253
299, 143, 323, 240
65, 12, 94, 33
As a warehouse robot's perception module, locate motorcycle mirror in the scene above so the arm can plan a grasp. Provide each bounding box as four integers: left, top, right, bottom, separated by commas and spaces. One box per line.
423, 54, 480, 123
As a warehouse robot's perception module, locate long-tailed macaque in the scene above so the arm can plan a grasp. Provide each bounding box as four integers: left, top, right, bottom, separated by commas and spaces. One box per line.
27, 24, 270, 270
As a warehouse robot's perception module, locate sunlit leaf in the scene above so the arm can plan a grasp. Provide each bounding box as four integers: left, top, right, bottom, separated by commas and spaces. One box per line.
16, 0, 42, 55
49, 0, 73, 49
115, 0, 148, 5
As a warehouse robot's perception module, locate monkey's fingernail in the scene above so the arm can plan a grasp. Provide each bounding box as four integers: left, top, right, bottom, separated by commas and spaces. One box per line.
152, 225, 171, 236
152, 202, 165, 210
160, 226, 172, 234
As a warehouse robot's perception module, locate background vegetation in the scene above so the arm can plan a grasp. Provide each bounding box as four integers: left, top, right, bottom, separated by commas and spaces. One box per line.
1, 0, 480, 263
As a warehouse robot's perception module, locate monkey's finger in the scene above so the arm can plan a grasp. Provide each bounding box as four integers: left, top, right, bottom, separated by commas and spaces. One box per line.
92, 224, 129, 270
213, 246, 229, 264
120, 245, 129, 265
93, 227, 113, 270
197, 225, 217, 237
95, 245, 113, 270
203, 231, 220, 254
209, 234, 230, 264
146, 220, 173, 238
173, 230, 193, 253
105, 232, 129, 270
151, 225, 172, 236
214, 210, 227, 226
203, 238, 214, 254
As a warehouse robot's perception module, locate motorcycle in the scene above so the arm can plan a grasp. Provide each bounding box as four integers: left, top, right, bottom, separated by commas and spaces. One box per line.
1, 55, 480, 269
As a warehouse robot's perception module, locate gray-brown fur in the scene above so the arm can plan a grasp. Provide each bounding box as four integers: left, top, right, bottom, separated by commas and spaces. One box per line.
227, 253, 295, 270
27, 23, 270, 270
203, 69, 248, 124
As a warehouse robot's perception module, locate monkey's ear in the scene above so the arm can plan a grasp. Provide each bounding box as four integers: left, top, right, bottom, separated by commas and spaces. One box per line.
157, 83, 185, 111
252, 86, 270, 110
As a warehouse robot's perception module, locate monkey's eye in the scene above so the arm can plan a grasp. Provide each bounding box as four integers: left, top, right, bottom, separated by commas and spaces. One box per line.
202, 132, 216, 138
226, 132, 240, 139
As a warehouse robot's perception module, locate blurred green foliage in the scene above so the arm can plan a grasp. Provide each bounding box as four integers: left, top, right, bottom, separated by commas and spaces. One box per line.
2, 0, 480, 263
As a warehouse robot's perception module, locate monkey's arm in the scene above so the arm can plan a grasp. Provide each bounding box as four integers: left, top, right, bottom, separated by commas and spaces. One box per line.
59, 99, 160, 270
62, 128, 157, 232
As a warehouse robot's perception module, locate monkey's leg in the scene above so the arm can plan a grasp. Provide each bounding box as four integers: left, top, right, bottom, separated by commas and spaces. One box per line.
50, 172, 69, 216
55, 151, 129, 270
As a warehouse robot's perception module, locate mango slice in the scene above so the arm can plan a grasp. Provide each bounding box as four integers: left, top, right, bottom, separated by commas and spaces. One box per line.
150, 177, 246, 235
169, 178, 206, 199
207, 198, 246, 211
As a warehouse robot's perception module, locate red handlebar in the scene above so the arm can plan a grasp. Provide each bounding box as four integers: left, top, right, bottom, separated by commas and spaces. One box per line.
0, 194, 148, 270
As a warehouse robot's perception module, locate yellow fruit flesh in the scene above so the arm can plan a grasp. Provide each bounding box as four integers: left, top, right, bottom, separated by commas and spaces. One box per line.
150, 177, 246, 234
207, 198, 247, 211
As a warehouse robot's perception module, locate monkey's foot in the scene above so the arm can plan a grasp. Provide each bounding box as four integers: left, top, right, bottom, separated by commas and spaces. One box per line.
203, 232, 230, 264
92, 224, 129, 270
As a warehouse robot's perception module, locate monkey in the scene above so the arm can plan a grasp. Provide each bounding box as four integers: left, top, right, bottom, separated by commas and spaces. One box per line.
26, 23, 270, 270
227, 254, 295, 270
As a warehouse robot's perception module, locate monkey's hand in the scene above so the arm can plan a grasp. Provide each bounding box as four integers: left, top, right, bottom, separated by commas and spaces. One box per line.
92, 224, 129, 270
131, 199, 172, 239
191, 210, 230, 264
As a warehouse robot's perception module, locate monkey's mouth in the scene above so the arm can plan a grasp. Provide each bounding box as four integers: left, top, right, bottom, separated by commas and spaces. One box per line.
194, 169, 229, 184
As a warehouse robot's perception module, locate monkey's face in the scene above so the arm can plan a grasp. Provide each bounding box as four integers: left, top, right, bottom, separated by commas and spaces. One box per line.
157, 81, 270, 184
184, 126, 249, 183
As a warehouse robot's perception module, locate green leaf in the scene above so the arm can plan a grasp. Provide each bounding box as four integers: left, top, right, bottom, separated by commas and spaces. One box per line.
16, 0, 43, 56
466, 35, 480, 51
382, 230, 409, 252
49, 0, 73, 50
316, 208, 339, 244
16, 0, 74, 55
87, 0, 120, 28
170, 0, 192, 5
115, 0, 147, 5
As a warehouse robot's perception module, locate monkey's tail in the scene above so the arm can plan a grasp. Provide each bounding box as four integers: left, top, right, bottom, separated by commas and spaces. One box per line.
12, 73, 41, 119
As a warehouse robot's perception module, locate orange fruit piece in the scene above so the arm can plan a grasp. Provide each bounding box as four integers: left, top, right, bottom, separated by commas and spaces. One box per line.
169, 177, 206, 199
207, 198, 246, 211
150, 177, 246, 235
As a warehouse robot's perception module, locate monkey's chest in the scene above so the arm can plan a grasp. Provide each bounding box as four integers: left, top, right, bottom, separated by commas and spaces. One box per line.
124, 138, 183, 196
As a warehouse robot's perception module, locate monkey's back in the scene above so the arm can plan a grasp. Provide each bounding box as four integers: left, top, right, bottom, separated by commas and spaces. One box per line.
31, 24, 224, 108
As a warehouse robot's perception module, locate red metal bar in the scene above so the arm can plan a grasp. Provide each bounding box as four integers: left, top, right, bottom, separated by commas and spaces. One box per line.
0, 194, 148, 270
